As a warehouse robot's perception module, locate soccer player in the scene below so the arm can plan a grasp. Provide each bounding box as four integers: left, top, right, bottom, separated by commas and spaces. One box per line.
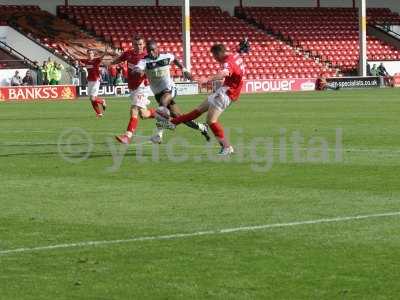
111, 35, 156, 144
158, 44, 244, 156
80, 45, 109, 118
134, 39, 210, 144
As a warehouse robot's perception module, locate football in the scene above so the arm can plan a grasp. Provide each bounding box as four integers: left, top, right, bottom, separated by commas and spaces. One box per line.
155, 106, 171, 121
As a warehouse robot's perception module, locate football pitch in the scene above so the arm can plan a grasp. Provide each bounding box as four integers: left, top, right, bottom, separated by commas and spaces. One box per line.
1, 89, 400, 299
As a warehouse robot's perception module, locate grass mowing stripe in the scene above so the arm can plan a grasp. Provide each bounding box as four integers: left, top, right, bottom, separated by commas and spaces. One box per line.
1, 211, 399, 256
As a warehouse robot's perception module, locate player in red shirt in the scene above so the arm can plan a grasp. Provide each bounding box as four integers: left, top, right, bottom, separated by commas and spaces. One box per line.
80, 45, 109, 117
110, 35, 156, 144
158, 44, 244, 156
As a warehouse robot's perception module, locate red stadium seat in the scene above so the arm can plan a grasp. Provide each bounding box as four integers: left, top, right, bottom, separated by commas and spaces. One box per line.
238, 6, 400, 73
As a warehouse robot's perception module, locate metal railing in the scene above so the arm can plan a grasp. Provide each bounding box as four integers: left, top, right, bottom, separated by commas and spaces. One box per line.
0, 40, 36, 68
375, 23, 400, 40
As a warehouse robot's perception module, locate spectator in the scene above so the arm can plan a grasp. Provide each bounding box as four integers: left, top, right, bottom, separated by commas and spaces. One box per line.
41, 61, 49, 85
122, 64, 128, 82
109, 64, 117, 85
46, 57, 54, 84
238, 37, 250, 54
115, 70, 125, 85
100, 66, 109, 85
32, 61, 43, 85
116, 65, 123, 77
68, 60, 81, 86
47, 57, 54, 69
11, 71, 22, 86
80, 67, 88, 87
377, 63, 389, 76
22, 70, 34, 86
367, 63, 372, 76
370, 64, 379, 76
49, 62, 64, 85
115, 65, 127, 83
378, 63, 390, 87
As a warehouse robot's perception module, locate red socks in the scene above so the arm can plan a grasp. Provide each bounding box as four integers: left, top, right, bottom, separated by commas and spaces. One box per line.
95, 97, 104, 103
172, 109, 202, 125
90, 100, 101, 115
90, 97, 105, 115
126, 116, 138, 133
210, 122, 229, 148
148, 108, 156, 119
125, 108, 154, 137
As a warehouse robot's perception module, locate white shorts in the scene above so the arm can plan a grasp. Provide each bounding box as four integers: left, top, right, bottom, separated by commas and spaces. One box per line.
131, 86, 151, 109
87, 81, 100, 97
208, 86, 231, 111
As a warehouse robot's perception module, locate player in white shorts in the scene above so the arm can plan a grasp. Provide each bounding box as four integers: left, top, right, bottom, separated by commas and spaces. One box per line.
134, 39, 210, 143
80, 46, 109, 117
110, 36, 158, 144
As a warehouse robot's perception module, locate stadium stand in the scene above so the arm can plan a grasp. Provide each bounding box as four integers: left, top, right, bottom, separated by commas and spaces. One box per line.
58, 5, 337, 80
367, 8, 400, 25
236, 7, 400, 73
0, 5, 41, 15
0, 5, 113, 62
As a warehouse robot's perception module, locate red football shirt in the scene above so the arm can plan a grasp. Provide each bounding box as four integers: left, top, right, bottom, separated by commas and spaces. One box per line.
81, 57, 102, 82
118, 50, 147, 90
221, 53, 245, 101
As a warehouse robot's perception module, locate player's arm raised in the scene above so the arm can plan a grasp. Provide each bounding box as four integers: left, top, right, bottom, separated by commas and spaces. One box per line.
108, 50, 127, 66
99, 44, 114, 65
173, 59, 193, 81
100, 44, 109, 59
132, 58, 146, 76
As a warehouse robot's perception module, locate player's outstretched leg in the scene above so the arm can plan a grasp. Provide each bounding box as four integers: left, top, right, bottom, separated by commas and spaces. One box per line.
165, 98, 209, 127
168, 103, 210, 142
170, 108, 203, 126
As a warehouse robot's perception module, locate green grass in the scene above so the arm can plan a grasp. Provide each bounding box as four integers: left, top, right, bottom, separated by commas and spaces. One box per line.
1, 89, 400, 299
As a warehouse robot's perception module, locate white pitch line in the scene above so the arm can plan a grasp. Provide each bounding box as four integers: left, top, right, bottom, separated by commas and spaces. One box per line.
2, 141, 400, 156
1, 211, 399, 256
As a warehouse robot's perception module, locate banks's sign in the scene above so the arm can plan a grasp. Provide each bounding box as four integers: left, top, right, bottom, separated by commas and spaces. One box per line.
0, 85, 76, 101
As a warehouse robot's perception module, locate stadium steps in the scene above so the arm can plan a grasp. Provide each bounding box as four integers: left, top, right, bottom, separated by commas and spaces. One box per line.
368, 25, 400, 50
0, 45, 29, 69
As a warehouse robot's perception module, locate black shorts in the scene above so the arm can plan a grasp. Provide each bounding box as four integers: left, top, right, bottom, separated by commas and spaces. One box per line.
155, 87, 177, 105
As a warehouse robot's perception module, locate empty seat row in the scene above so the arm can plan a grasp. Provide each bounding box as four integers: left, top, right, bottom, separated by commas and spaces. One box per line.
238, 7, 400, 72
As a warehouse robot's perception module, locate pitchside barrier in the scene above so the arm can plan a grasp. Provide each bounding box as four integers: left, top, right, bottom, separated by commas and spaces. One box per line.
325, 76, 381, 89
0, 85, 76, 101
77, 82, 199, 98
242, 78, 317, 93
1, 76, 398, 102
241, 76, 392, 93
